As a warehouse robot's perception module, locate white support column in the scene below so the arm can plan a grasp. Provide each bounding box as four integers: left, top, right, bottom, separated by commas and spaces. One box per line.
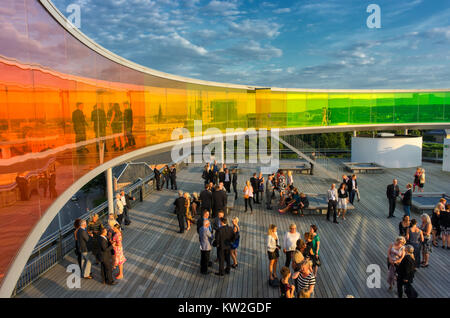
106, 168, 114, 214
404, 129, 408, 135
443, 129, 450, 172
353, 131, 357, 137
220, 139, 224, 164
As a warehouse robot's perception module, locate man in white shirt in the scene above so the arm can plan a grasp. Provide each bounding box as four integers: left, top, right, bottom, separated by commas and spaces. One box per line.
283, 224, 300, 268
115, 193, 124, 226
327, 184, 339, 224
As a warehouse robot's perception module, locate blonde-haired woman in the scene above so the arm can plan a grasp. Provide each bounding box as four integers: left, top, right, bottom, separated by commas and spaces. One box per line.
230, 217, 240, 268
418, 168, 425, 192
184, 192, 194, 231
191, 192, 200, 217
420, 213, 432, 267
287, 171, 294, 187
267, 224, 280, 281
112, 224, 126, 279
387, 236, 406, 290
243, 180, 254, 214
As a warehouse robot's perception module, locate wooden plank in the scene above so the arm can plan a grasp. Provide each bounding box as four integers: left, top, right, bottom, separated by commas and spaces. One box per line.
15, 161, 450, 298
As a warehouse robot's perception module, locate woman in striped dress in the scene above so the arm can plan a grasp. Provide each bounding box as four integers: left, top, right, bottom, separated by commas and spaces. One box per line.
292, 259, 316, 298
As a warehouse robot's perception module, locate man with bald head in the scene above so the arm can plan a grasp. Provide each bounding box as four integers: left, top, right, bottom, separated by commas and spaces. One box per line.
386, 179, 400, 218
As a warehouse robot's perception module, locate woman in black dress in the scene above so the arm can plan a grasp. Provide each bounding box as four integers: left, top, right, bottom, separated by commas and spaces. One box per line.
397, 245, 418, 298
232, 169, 238, 200
399, 215, 410, 237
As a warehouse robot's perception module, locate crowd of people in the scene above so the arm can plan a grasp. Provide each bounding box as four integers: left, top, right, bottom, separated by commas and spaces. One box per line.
385, 168, 449, 298
267, 224, 320, 298
73, 191, 133, 286
153, 164, 178, 191
69, 159, 448, 298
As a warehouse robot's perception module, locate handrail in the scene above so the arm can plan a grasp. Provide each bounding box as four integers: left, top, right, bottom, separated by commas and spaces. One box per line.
29, 151, 191, 256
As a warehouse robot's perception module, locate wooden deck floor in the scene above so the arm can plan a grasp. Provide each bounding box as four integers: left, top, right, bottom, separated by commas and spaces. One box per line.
17, 161, 450, 298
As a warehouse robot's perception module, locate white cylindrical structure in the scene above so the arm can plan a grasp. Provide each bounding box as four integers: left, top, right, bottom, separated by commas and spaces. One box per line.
351, 136, 422, 168
443, 130, 450, 172
106, 168, 114, 215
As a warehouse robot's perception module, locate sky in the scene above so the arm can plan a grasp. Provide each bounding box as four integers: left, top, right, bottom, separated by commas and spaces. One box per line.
51, 0, 450, 89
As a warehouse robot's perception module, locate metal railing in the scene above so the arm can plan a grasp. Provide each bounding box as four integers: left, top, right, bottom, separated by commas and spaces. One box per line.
13, 153, 191, 296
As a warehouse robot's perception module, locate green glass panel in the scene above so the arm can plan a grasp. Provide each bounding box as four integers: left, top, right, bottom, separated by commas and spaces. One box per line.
445, 92, 450, 122
328, 93, 349, 125
306, 93, 329, 126
286, 92, 308, 127
270, 91, 287, 128
349, 93, 373, 124
394, 93, 418, 123
373, 93, 395, 123
418, 92, 445, 122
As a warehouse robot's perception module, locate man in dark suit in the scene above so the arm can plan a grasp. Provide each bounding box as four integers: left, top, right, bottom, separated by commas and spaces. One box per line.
98, 228, 116, 285
232, 169, 238, 200
170, 165, 177, 190
154, 166, 161, 191
72, 102, 88, 153
212, 185, 227, 218
401, 183, 412, 217
386, 179, 400, 218
123, 101, 135, 147
91, 104, 108, 153
199, 184, 212, 213
214, 218, 237, 276
208, 167, 215, 185
174, 191, 186, 233
76, 219, 93, 279
218, 169, 225, 184
348, 174, 358, 204
250, 173, 258, 203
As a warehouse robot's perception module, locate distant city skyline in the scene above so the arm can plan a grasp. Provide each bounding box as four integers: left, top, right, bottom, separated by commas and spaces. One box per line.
53, 0, 450, 89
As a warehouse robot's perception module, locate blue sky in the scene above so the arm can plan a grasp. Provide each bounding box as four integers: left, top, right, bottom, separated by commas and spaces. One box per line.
52, 0, 450, 89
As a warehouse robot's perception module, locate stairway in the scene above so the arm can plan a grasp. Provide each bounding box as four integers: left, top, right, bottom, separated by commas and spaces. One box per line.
276, 135, 343, 182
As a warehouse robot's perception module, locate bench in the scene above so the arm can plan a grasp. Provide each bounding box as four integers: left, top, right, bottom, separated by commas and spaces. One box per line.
342, 162, 384, 174
279, 163, 311, 175
297, 193, 355, 215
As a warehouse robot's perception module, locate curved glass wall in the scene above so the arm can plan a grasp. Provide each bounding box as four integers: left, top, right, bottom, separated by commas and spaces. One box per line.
0, 0, 449, 287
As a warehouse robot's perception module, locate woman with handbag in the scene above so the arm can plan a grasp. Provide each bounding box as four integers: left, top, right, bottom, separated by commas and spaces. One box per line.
267, 224, 280, 281
230, 217, 240, 268
184, 193, 195, 231
243, 180, 253, 213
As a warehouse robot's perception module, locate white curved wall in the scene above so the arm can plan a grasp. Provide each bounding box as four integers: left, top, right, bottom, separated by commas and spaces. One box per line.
351, 137, 422, 168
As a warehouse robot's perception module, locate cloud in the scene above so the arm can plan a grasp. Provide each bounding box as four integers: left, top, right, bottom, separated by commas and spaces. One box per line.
273, 8, 291, 14
228, 19, 281, 39
203, 0, 241, 16
226, 40, 282, 61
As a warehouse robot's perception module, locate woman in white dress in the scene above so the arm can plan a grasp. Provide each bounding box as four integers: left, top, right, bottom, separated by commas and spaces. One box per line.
337, 183, 349, 220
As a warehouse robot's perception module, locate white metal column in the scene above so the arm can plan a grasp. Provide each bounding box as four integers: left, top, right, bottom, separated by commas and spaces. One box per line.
106, 168, 114, 214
